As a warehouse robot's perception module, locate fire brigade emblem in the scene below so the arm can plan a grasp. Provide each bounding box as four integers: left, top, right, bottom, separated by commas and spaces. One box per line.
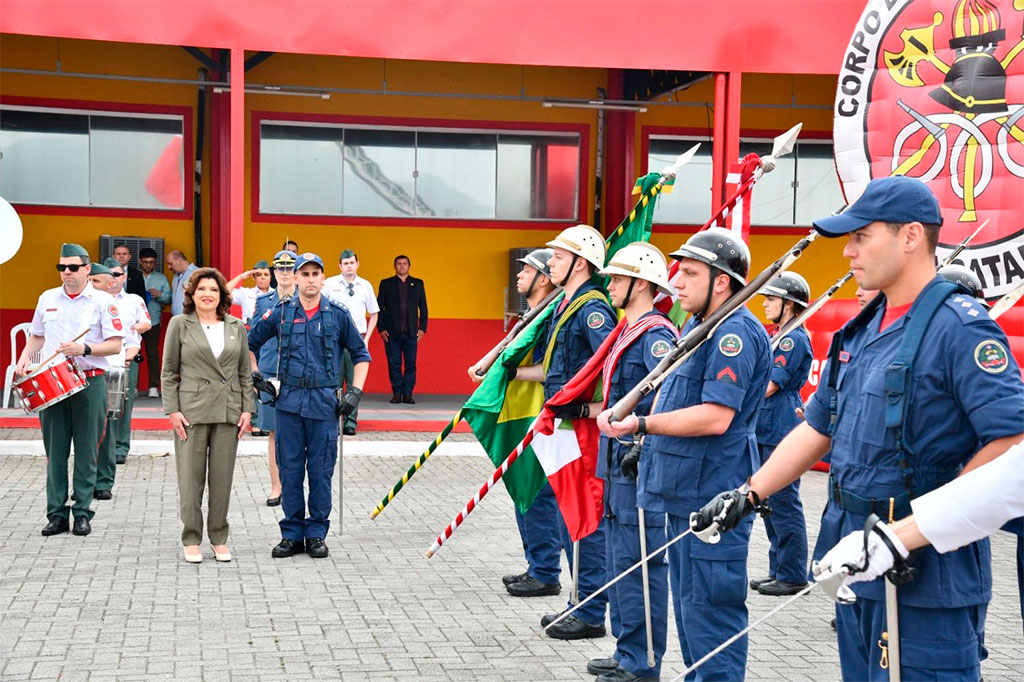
834, 0, 1024, 298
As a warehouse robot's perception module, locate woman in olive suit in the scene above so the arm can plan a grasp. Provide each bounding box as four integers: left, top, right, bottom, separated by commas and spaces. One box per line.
161, 268, 255, 563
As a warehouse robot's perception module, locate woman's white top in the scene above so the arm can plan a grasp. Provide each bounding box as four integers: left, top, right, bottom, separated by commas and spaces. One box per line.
201, 320, 225, 359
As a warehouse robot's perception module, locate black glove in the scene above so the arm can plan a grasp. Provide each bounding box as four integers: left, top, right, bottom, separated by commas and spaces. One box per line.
690, 485, 769, 536
502, 361, 518, 381
337, 386, 363, 418
552, 402, 590, 420
620, 440, 642, 479
251, 371, 278, 403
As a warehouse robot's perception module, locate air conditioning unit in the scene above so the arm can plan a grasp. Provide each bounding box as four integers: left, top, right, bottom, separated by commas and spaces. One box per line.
99, 236, 166, 270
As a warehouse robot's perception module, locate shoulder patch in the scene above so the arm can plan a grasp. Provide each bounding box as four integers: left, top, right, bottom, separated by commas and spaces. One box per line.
587, 311, 606, 329
974, 339, 1009, 374
779, 337, 794, 352
651, 339, 671, 359
261, 308, 272, 320
107, 304, 119, 317
718, 333, 743, 357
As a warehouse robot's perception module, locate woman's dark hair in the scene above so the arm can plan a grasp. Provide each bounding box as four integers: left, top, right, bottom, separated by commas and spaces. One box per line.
182, 268, 232, 319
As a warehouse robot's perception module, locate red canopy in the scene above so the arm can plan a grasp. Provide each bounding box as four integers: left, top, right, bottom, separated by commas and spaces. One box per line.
1, 0, 864, 75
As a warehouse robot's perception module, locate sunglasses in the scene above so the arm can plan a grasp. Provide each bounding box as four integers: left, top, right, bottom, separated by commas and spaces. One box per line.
111, 272, 125, 277
274, 266, 295, 273
346, 282, 355, 296
56, 264, 86, 272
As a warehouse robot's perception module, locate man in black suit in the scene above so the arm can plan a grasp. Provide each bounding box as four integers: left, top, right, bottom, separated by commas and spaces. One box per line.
112, 243, 148, 301
377, 255, 428, 404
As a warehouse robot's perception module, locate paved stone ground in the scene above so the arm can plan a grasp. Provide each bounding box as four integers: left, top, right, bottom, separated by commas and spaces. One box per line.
1, 441, 1021, 681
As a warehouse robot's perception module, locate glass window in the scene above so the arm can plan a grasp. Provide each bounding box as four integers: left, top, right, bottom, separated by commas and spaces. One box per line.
0, 107, 184, 210
795, 143, 845, 225
417, 132, 496, 219
260, 124, 344, 215
648, 137, 712, 225
740, 140, 796, 226
257, 122, 579, 221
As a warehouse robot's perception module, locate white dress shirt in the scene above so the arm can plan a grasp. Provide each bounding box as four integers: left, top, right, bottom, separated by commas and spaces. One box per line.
323, 274, 379, 335
29, 283, 124, 372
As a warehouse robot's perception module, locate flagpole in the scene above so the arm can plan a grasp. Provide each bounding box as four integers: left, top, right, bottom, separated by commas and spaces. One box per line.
570, 541, 581, 605
607, 144, 701, 244
370, 409, 464, 519
426, 418, 539, 557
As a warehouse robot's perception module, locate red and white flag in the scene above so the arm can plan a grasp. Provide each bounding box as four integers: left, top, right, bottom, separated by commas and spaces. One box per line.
531, 317, 626, 541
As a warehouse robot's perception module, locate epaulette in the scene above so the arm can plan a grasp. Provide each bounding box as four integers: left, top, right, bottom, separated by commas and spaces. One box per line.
945, 293, 990, 325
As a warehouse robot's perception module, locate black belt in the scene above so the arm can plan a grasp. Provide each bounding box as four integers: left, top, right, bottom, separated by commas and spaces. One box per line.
280, 376, 338, 389
828, 473, 956, 521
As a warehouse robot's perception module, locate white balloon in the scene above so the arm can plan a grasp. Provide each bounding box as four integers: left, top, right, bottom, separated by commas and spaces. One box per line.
0, 196, 24, 265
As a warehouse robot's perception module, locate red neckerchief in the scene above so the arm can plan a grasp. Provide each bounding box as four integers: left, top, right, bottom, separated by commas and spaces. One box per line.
600, 314, 678, 409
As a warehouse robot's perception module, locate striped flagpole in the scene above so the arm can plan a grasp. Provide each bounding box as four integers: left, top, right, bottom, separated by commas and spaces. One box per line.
426, 417, 539, 557
606, 181, 668, 244
369, 409, 464, 519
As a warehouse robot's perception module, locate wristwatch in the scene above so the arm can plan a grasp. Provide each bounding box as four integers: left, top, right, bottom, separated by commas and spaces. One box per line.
83, 343, 92, 356
636, 415, 647, 435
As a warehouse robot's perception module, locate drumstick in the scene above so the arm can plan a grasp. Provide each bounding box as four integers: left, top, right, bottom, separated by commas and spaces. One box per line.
29, 330, 89, 374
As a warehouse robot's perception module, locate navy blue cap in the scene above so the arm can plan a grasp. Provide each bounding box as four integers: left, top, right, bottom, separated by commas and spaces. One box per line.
813, 176, 943, 237
294, 251, 324, 271
272, 250, 297, 268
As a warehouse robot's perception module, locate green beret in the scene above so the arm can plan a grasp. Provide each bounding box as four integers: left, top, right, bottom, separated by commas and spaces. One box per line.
89, 262, 113, 276
102, 257, 121, 269
340, 249, 356, 261
253, 260, 270, 270
60, 243, 89, 258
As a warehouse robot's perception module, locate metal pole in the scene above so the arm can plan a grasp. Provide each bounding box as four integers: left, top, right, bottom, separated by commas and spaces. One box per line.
885, 581, 901, 681
638, 508, 656, 668
571, 541, 581, 605
337, 416, 344, 536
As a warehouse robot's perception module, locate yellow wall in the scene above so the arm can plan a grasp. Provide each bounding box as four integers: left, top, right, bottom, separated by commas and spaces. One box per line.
1, 36, 853, 322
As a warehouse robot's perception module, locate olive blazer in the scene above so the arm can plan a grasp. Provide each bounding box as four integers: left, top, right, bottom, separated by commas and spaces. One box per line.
161, 313, 255, 424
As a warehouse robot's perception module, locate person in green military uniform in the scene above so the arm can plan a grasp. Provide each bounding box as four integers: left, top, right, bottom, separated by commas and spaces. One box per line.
94, 258, 151, 499
16, 244, 124, 536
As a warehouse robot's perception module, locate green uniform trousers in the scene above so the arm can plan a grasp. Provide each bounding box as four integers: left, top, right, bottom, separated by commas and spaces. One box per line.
39, 375, 107, 520
116, 361, 138, 458
96, 363, 137, 492
340, 348, 357, 430
174, 422, 239, 546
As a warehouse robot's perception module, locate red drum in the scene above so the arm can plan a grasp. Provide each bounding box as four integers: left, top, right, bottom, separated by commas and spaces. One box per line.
13, 358, 88, 413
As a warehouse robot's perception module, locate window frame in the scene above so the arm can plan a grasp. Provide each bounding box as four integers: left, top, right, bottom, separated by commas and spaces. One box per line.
251, 111, 589, 231
641, 126, 838, 235
0, 96, 193, 220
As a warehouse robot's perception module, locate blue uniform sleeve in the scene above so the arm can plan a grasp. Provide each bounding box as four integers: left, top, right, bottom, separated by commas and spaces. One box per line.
579, 300, 616, 355
946, 311, 1024, 444
247, 305, 279, 354
701, 323, 759, 411
769, 330, 812, 389
641, 326, 677, 374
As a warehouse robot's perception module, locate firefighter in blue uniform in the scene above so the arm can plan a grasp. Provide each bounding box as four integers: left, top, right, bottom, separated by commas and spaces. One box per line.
248, 252, 370, 559
694, 177, 1024, 680
602, 227, 771, 680
750, 271, 814, 597
480, 249, 565, 596
591, 242, 678, 682
508, 224, 616, 641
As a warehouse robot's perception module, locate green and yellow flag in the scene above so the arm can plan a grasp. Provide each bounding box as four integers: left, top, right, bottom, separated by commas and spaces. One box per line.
463, 297, 561, 512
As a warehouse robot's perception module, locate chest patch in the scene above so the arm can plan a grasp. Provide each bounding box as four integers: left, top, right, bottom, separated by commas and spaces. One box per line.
587, 311, 606, 329
974, 339, 1009, 374
718, 333, 743, 357
779, 337, 794, 352
107, 304, 119, 317
650, 339, 671, 359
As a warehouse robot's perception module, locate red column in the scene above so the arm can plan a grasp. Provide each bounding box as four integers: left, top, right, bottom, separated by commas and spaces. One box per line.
725, 71, 745, 240
209, 91, 226, 269
601, 69, 636, 234
228, 48, 245, 277
711, 73, 727, 215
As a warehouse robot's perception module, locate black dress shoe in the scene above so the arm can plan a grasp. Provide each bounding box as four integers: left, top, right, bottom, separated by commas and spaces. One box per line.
305, 538, 329, 558
72, 516, 91, 536
587, 657, 620, 675
502, 571, 528, 586
271, 538, 305, 557
507, 575, 560, 597
830, 617, 837, 631
541, 609, 568, 627
756, 579, 809, 596
546, 614, 606, 640
597, 668, 658, 682
749, 575, 774, 590
266, 495, 281, 507
94, 489, 112, 501
115, 454, 127, 465
252, 429, 269, 437
402, 394, 415, 404
390, 394, 402, 404
342, 426, 356, 436
41, 517, 69, 536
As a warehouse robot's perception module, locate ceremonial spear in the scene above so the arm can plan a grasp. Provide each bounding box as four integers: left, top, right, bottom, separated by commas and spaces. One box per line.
369, 145, 700, 520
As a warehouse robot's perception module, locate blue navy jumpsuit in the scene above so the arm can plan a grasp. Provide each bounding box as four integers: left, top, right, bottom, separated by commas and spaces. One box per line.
597, 313, 676, 679
543, 282, 616, 625
252, 289, 286, 432
248, 296, 370, 541
637, 307, 770, 681
513, 336, 563, 586
754, 325, 812, 584
804, 278, 1024, 680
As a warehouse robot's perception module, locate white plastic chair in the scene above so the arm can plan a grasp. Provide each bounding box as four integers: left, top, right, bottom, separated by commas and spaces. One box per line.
3, 322, 32, 408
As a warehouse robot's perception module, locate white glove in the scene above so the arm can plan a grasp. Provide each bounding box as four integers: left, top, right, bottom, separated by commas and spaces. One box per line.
817, 522, 910, 586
